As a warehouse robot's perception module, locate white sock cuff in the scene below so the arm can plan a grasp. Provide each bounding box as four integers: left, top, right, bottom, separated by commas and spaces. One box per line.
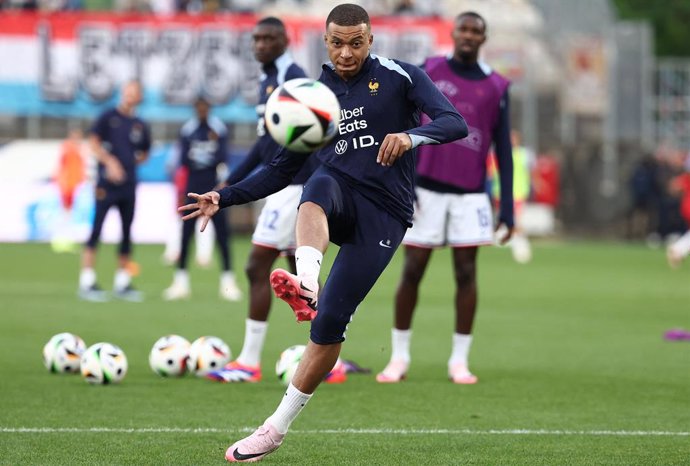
453, 333, 473, 344
266, 383, 313, 434
246, 318, 268, 331
295, 246, 323, 279
449, 333, 473, 368
80, 268, 96, 288
236, 318, 269, 367
295, 246, 323, 262
391, 327, 412, 363
286, 382, 312, 402
114, 268, 132, 290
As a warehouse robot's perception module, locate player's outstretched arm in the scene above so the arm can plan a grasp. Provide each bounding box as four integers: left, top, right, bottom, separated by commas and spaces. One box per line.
178, 191, 220, 232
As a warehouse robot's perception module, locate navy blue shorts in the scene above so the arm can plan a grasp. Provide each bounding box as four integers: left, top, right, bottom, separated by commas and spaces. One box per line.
300, 166, 407, 345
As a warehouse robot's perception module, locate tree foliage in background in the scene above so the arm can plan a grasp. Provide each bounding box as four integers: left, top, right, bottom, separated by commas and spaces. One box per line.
614, 0, 690, 57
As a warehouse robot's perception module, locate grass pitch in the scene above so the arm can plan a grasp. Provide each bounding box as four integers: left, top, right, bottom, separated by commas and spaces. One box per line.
0, 239, 688, 465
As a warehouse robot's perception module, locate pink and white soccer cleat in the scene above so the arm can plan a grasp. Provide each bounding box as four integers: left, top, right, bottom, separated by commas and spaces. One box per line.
375, 359, 409, 383
448, 363, 478, 385
225, 422, 284, 463
269, 269, 318, 322
207, 361, 262, 383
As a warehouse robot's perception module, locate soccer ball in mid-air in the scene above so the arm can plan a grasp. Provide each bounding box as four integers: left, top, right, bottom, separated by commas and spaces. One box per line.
187, 336, 231, 376
264, 78, 341, 153
42, 332, 87, 374
80, 342, 128, 385
149, 335, 191, 377
275, 345, 306, 386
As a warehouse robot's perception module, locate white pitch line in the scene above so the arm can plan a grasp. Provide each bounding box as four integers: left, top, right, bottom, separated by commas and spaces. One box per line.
1, 427, 688, 437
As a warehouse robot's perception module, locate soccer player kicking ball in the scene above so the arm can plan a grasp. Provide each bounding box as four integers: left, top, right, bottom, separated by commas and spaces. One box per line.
179, 4, 468, 462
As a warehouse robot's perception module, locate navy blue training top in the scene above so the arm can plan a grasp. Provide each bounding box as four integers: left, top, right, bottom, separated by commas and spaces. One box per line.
226, 52, 318, 186
217, 54, 468, 227
90, 108, 151, 188
178, 115, 228, 193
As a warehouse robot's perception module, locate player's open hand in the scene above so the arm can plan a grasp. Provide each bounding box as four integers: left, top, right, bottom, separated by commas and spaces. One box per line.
178, 191, 220, 232
377, 133, 412, 167
495, 222, 515, 245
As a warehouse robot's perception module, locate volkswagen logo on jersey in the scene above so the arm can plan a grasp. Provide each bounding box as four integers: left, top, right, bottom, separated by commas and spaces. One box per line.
335, 139, 348, 155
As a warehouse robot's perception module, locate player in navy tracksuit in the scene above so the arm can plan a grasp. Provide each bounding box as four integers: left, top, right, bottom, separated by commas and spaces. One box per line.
79, 80, 151, 302
162, 97, 242, 302
180, 5, 468, 461
207, 17, 321, 383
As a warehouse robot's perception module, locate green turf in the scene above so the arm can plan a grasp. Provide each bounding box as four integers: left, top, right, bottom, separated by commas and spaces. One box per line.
0, 239, 688, 465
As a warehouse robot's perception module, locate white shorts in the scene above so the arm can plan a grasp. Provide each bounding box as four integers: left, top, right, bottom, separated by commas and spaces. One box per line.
251, 184, 303, 252
403, 188, 494, 248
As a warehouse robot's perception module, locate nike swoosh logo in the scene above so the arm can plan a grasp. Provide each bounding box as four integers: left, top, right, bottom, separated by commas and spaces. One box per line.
233, 448, 271, 461
378, 240, 392, 248
298, 282, 317, 310
298, 293, 318, 310
299, 282, 313, 292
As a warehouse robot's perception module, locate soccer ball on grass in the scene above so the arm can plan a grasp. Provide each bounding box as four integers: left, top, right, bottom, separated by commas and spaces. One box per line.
188, 336, 231, 376
42, 332, 86, 374
149, 334, 191, 377
80, 342, 128, 385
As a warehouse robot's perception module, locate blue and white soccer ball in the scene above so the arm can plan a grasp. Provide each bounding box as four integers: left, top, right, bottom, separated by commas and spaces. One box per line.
42, 332, 87, 374
264, 78, 341, 153
188, 336, 231, 376
275, 344, 306, 386
80, 342, 128, 385
149, 335, 191, 377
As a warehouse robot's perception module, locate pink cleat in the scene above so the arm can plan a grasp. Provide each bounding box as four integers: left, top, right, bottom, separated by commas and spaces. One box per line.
226, 422, 284, 463
448, 363, 478, 385
270, 269, 318, 322
207, 361, 262, 383
375, 359, 408, 383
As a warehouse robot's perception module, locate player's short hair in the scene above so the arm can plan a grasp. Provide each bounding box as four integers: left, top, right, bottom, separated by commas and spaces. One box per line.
326, 3, 371, 30
257, 16, 286, 30
456, 11, 487, 33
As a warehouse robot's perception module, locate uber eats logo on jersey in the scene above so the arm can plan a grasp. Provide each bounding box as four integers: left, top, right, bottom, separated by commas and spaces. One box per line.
339, 106, 367, 133
336, 106, 378, 154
